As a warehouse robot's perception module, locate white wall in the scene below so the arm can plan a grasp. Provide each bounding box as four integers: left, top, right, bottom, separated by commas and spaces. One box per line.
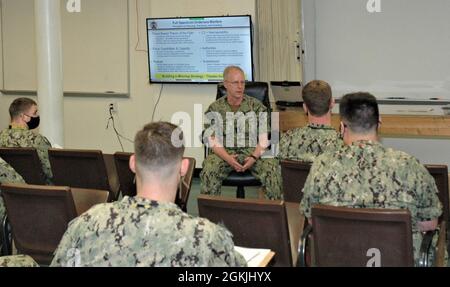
381, 138, 450, 167
0, 0, 256, 167
2, 0, 449, 168
302, 0, 450, 100
330, 103, 450, 167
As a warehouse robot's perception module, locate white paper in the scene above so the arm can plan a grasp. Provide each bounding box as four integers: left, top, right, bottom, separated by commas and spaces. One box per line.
234, 246, 272, 267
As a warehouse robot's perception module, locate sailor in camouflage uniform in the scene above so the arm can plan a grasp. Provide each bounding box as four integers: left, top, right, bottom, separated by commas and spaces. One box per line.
278, 80, 343, 161
0, 157, 25, 228
300, 93, 442, 266
51, 122, 246, 267
0, 255, 39, 267
0, 98, 53, 184
201, 66, 282, 199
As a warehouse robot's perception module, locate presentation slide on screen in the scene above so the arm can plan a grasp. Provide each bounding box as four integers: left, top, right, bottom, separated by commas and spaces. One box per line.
147, 16, 253, 83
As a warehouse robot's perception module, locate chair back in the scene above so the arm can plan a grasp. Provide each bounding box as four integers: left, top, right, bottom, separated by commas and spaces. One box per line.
48, 149, 115, 200
309, 205, 414, 267
198, 195, 292, 266
0, 147, 46, 185
425, 164, 449, 223
112, 153, 195, 208
1, 183, 78, 265
176, 157, 196, 212
280, 160, 312, 203
113, 152, 136, 197
217, 81, 270, 110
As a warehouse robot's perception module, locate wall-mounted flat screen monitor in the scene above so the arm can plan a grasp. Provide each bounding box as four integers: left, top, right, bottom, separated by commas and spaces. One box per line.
146, 15, 254, 84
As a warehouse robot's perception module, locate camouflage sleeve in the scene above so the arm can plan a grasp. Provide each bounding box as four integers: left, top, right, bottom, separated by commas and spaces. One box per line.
253, 99, 268, 113
409, 160, 442, 221
203, 102, 219, 141
204, 103, 214, 131
299, 157, 325, 218
253, 100, 270, 135
234, 249, 248, 267
0, 197, 5, 223
33, 134, 53, 183
0, 159, 25, 220
0, 158, 25, 184
207, 226, 247, 267
0, 255, 39, 267
50, 221, 80, 267
278, 130, 292, 160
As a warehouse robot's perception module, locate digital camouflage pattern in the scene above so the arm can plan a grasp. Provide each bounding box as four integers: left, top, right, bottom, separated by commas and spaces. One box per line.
51, 196, 247, 267
278, 124, 343, 162
203, 95, 269, 153
0, 157, 25, 223
201, 95, 282, 199
300, 140, 442, 265
0, 127, 53, 184
0, 255, 39, 267
201, 153, 282, 200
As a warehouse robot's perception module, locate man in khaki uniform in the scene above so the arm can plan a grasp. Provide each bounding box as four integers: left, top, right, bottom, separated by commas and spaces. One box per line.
0, 98, 53, 184
300, 92, 442, 265
51, 122, 246, 267
278, 80, 343, 162
201, 66, 282, 199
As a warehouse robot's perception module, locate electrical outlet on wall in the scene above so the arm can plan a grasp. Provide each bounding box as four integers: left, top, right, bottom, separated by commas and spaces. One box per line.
109, 102, 118, 114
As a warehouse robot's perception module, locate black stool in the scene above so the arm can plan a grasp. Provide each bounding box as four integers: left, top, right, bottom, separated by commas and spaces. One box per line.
222, 171, 261, 198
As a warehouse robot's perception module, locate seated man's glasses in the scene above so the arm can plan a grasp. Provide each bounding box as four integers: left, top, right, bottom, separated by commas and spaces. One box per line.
227, 81, 246, 86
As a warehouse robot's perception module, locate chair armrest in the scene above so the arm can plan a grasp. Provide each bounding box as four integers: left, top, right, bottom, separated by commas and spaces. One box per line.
418, 229, 437, 267
103, 154, 120, 201
1, 215, 12, 256
419, 221, 447, 267
297, 224, 312, 267
434, 220, 447, 267
285, 203, 304, 266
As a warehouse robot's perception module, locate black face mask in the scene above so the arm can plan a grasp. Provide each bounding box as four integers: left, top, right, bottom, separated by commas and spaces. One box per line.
26, 116, 40, 130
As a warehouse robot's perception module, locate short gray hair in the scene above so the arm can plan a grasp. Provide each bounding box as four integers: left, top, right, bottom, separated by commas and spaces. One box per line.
223, 66, 244, 81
